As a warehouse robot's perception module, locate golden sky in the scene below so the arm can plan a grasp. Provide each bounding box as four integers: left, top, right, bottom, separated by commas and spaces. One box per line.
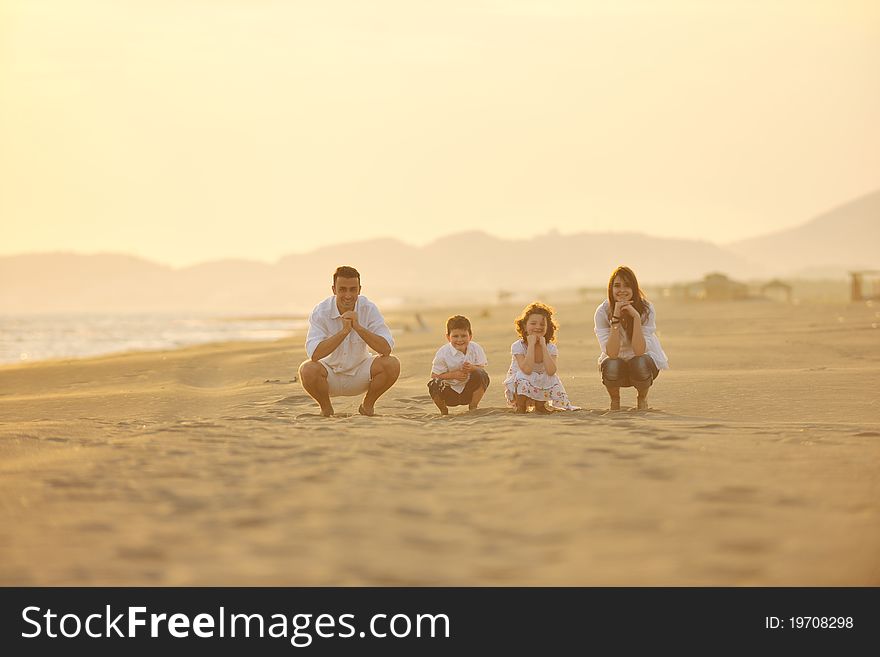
2, 0, 878, 267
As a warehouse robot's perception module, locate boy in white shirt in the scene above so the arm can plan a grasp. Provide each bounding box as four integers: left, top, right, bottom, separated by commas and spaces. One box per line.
428, 315, 490, 415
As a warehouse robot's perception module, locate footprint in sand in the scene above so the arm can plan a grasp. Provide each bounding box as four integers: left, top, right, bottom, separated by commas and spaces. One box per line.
275, 394, 314, 405
717, 539, 774, 555
695, 485, 759, 504
639, 467, 675, 481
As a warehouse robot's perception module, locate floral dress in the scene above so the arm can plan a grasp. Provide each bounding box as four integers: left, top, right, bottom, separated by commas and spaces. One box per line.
503, 340, 579, 410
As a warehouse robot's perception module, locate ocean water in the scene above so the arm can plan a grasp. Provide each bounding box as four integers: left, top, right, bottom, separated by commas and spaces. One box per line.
0, 314, 306, 365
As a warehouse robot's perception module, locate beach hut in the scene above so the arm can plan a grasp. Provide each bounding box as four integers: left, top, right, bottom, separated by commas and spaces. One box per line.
702, 273, 750, 301
665, 273, 749, 301
761, 279, 793, 304
850, 270, 880, 301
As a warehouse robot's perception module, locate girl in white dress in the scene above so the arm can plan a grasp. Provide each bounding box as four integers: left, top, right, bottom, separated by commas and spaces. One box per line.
504, 302, 578, 413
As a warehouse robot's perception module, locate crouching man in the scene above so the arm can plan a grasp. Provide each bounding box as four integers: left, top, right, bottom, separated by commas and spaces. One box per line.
298, 266, 400, 417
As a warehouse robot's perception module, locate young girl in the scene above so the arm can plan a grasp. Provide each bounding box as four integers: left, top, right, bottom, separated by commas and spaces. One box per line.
504, 302, 578, 413
593, 266, 669, 410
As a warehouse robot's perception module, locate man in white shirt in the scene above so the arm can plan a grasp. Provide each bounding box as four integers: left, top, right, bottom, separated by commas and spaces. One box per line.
298, 266, 400, 417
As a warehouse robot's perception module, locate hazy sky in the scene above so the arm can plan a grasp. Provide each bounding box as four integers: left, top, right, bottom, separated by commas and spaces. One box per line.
2, 0, 878, 267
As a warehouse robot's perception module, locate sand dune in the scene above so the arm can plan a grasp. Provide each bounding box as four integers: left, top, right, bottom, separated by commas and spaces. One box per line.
1, 299, 878, 585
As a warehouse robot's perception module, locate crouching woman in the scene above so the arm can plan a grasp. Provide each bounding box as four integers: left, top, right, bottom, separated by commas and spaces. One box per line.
593, 266, 669, 410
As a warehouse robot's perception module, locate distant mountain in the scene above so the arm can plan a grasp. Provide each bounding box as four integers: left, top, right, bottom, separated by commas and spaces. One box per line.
0, 253, 296, 315
0, 253, 174, 313
728, 189, 880, 276
7, 189, 876, 313
281, 230, 759, 292
0, 233, 759, 313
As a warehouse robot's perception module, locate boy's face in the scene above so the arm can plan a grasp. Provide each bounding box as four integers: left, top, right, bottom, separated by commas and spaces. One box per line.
447, 328, 472, 353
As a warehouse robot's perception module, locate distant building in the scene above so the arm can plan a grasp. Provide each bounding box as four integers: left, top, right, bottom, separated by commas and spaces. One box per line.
850, 270, 880, 301
761, 279, 793, 304
668, 273, 749, 301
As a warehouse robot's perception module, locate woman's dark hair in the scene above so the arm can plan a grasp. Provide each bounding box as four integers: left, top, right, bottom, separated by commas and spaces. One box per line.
607, 266, 649, 342
514, 302, 558, 343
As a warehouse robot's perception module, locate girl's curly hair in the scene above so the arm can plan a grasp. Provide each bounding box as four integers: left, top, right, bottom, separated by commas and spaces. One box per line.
514, 302, 558, 343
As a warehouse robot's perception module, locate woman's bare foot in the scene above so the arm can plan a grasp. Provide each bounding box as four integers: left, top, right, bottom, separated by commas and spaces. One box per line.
358, 404, 375, 417
320, 403, 335, 417
514, 395, 529, 414
534, 401, 552, 414
607, 386, 621, 411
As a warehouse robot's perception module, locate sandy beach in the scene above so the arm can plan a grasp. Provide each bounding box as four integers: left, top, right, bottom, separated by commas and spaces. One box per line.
1, 298, 878, 585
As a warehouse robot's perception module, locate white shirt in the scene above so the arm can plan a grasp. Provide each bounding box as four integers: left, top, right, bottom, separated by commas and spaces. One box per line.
305, 295, 394, 375
593, 299, 669, 369
431, 341, 488, 394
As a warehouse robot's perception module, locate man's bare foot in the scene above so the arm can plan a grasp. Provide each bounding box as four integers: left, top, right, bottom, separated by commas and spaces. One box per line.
468, 403, 478, 411
636, 397, 648, 411
320, 404, 334, 417
609, 399, 621, 411
358, 404, 375, 417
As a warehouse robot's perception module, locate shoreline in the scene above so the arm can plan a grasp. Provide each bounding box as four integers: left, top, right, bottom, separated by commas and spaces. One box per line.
0, 335, 302, 371
0, 313, 310, 368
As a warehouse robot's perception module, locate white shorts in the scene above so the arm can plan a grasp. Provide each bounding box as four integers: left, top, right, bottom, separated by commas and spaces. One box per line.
320, 357, 374, 397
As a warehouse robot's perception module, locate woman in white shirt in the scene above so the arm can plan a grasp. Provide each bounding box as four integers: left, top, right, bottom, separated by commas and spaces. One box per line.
593, 266, 669, 411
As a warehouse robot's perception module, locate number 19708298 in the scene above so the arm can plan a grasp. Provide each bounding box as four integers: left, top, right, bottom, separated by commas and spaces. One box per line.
789, 617, 853, 629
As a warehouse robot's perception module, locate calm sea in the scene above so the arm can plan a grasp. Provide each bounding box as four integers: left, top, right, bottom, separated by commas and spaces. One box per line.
0, 314, 307, 365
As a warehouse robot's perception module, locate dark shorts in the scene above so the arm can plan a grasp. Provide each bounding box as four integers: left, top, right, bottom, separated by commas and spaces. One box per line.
601, 355, 659, 388
427, 369, 490, 406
